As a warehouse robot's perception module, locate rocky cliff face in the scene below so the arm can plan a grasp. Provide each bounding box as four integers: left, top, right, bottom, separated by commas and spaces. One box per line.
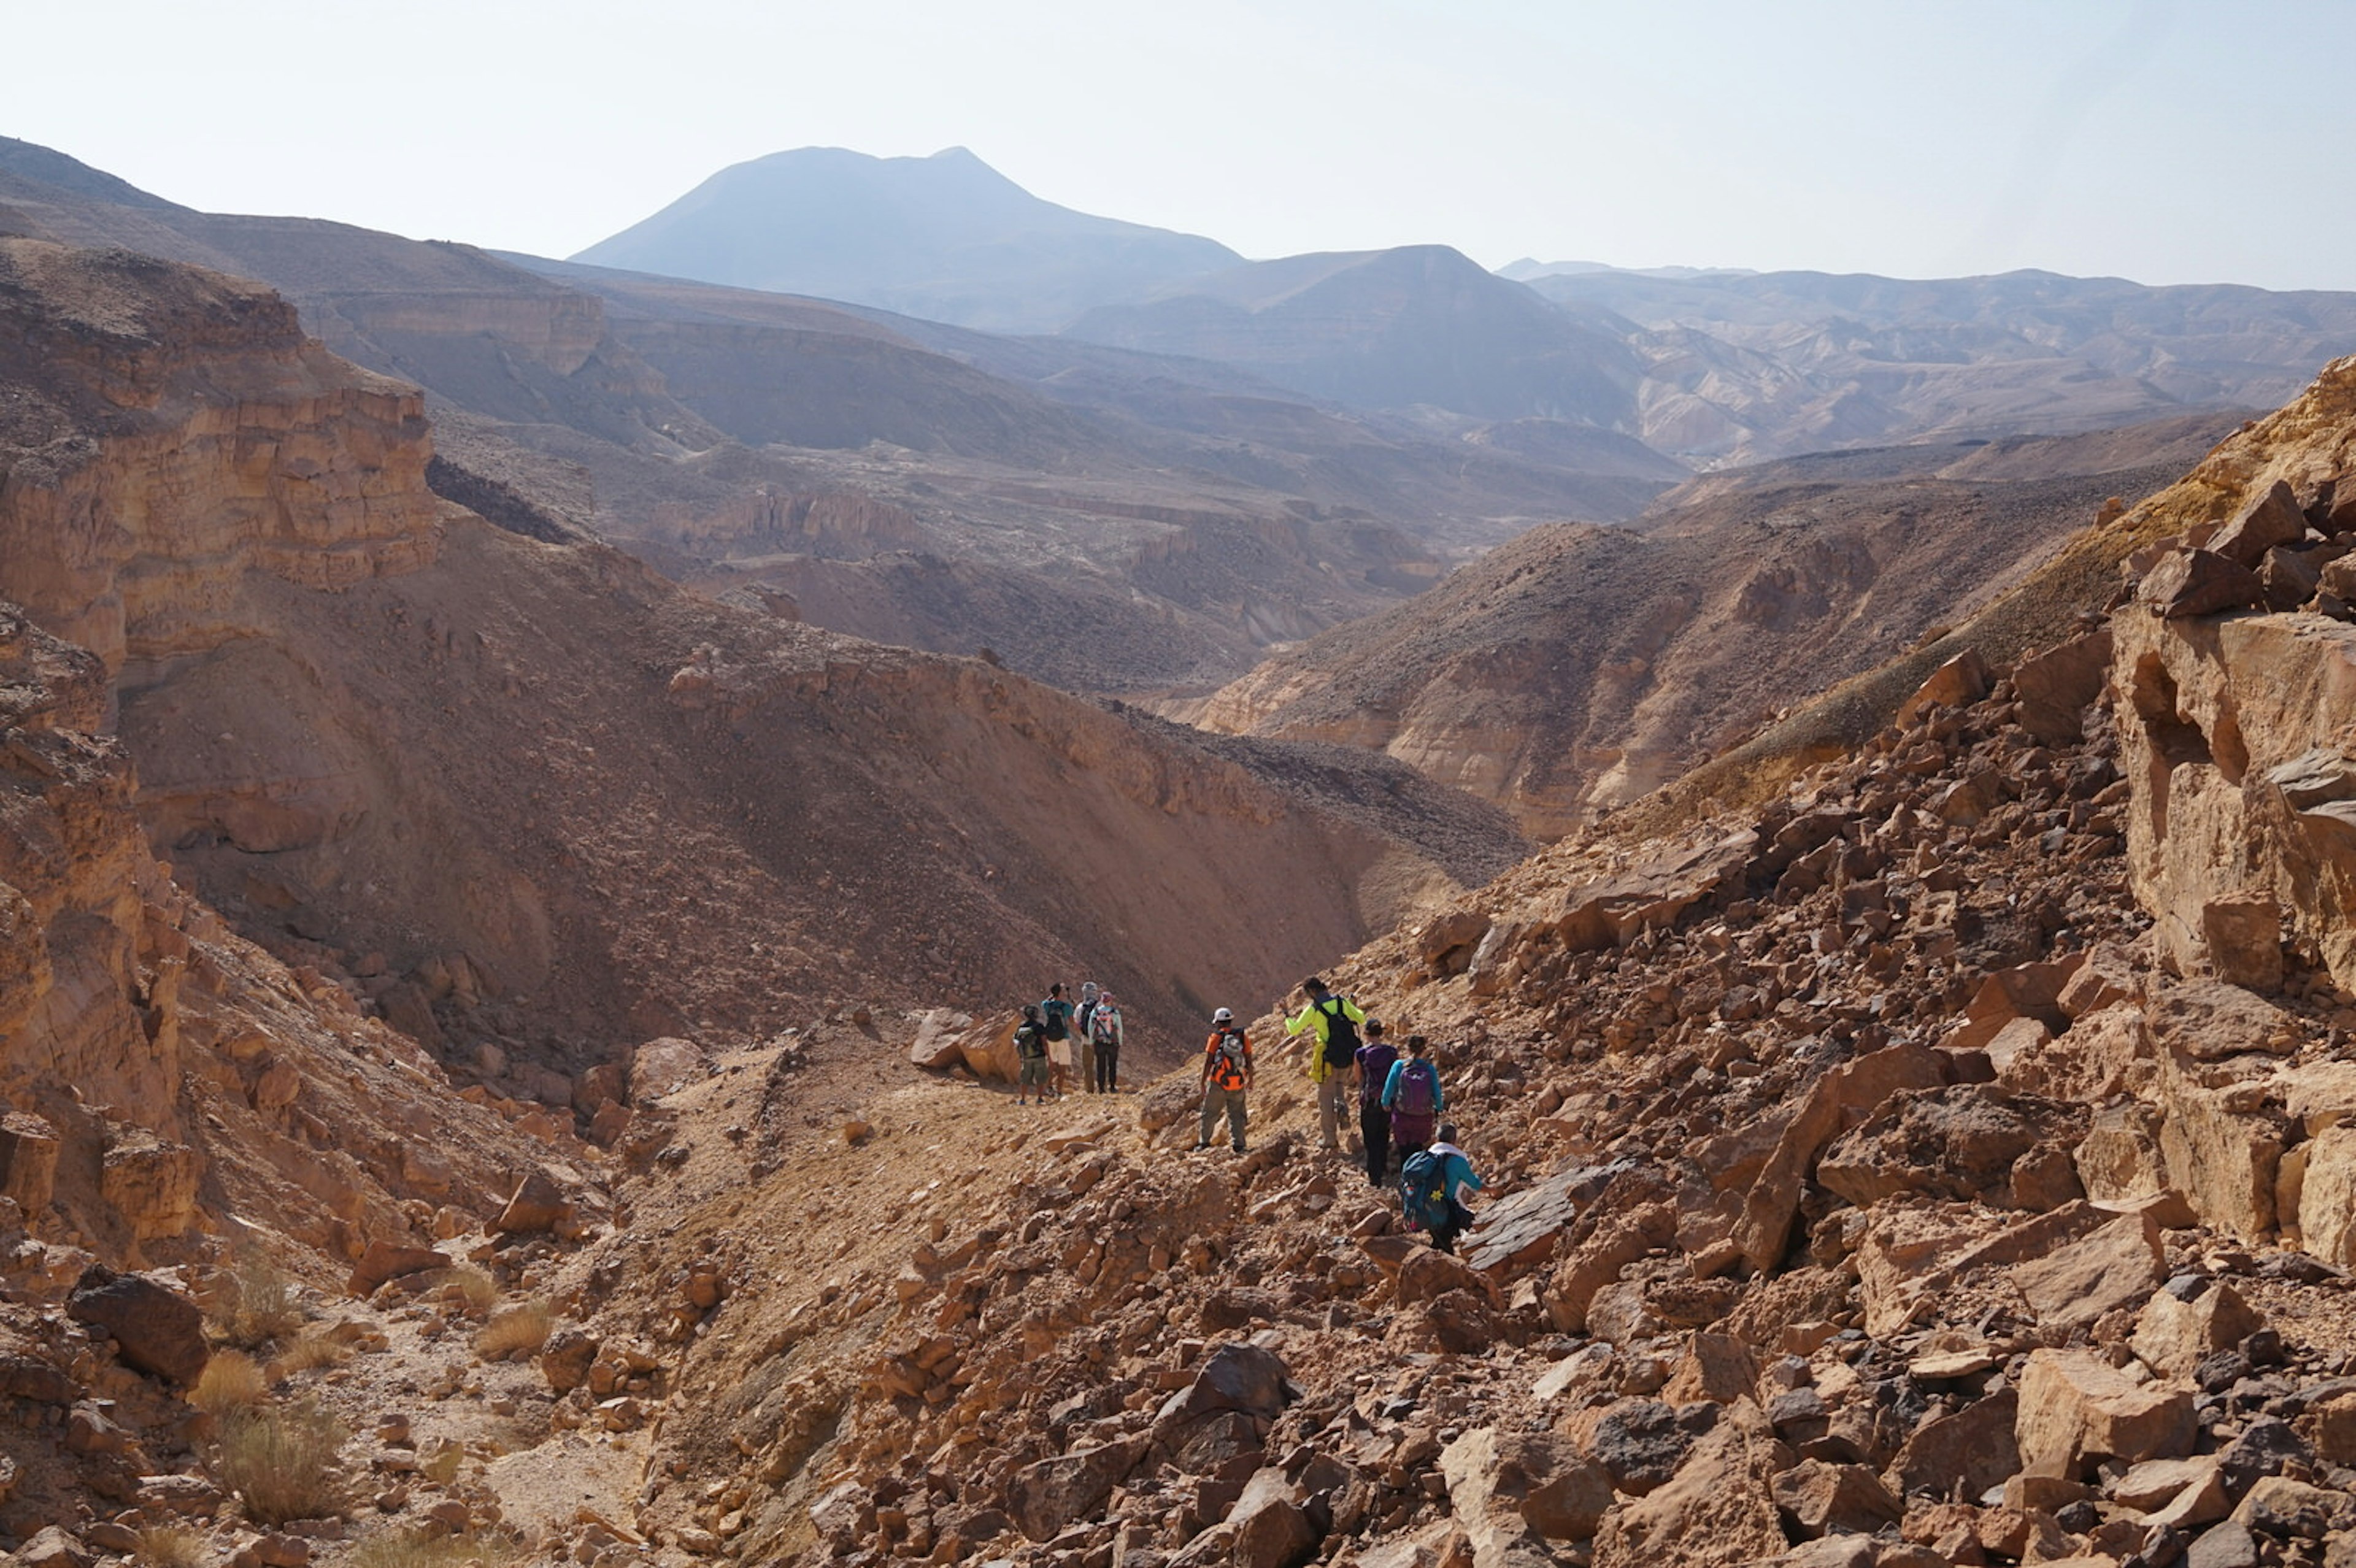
0, 240, 443, 678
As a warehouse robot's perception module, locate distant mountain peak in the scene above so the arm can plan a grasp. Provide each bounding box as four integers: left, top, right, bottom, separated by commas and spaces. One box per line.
0, 136, 187, 212
571, 145, 1241, 334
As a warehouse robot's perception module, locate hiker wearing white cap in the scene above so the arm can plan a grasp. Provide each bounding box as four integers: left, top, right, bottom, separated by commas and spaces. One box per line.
1196, 1007, 1254, 1153
1088, 991, 1124, 1093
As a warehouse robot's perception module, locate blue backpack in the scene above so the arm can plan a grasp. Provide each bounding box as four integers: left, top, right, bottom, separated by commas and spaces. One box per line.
1399, 1149, 1450, 1231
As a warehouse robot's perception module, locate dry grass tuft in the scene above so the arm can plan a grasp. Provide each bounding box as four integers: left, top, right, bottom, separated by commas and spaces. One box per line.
444, 1264, 501, 1315
190, 1350, 269, 1415
209, 1247, 306, 1349
134, 1524, 209, 1568
216, 1399, 348, 1524
347, 1529, 520, 1568
474, 1299, 551, 1360
269, 1332, 352, 1377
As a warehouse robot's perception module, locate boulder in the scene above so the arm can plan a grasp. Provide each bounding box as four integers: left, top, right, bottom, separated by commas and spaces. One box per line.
1157, 1342, 1294, 1429
2155, 1056, 2287, 1240
1896, 650, 1990, 727
1442, 1428, 1612, 1562
1398, 1247, 1503, 1309
64, 1267, 206, 1385
2012, 629, 2114, 745
539, 1329, 598, 1394
0, 1112, 60, 1212
1664, 1334, 1758, 1406
494, 1167, 572, 1234
630, 1037, 705, 1100
2138, 548, 2265, 618
98, 1132, 200, 1243
2008, 1211, 2164, 1330
2017, 1348, 2196, 1480
347, 1240, 449, 1297
1419, 910, 1492, 977
1546, 1201, 1674, 1333
2057, 945, 2144, 1020
15, 1526, 90, 1568
1884, 1386, 2019, 1501
1592, 1408, 1792, 1568
2298, 1124, 2356, 1265
2076, 1101, 2173, 1208
1818, 1083, 2084, 1210
905, 1009, 972, 1069
1734, 1042, 1949, 1272
2209, 481, 2309, 569
2233, 1475, 2356, 1539
1770, 1459, 1902, 1537
1228, 1467, 1319, 1568
1011, 1435, 1149, 1542
1576, 1398, 1691, 1496
2133, 1280, 2263, 1379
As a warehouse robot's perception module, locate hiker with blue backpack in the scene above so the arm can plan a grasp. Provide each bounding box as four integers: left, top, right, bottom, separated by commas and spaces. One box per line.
1400, 1123, 1484, 1255
1382, 1034, 1444, 1162
1286, 976, 1368, 1154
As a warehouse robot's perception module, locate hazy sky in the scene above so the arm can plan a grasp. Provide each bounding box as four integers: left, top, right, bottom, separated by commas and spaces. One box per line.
9, 0, 2353, 290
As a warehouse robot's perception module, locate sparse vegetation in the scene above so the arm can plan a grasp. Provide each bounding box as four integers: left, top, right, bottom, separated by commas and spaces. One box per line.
270, 1331, 352, 1376
347, 1529, 520, 1568
210, 1246, 305, 1348
189, 1349, 269, 1415
134, 1525, 208, 1568
444, 1264, 501, 1315
474, 1299, 552, 1359
216, 1399, 348, 1524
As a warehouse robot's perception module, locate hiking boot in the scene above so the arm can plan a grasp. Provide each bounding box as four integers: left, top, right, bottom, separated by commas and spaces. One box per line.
1193, 1140, 1210, 1151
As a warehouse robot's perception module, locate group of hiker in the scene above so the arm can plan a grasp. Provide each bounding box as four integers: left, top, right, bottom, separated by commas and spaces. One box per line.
1009, 975, 1482, 1252
1011, 982, 1125, 1102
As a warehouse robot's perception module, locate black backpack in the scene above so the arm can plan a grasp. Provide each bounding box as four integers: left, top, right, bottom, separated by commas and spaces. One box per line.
1318, 997, 1360, 1067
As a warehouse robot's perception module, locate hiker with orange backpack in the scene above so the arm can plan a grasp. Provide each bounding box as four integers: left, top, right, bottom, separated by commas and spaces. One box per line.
1196, 1007, 1254, 1153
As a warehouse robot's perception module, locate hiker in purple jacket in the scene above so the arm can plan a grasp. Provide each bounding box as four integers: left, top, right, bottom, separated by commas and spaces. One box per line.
1353, 1019, 1400, 1188
1382, 1034, 1443, 1160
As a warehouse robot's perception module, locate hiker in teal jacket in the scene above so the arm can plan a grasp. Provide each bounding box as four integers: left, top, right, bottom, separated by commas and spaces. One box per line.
1381, 1034, 1444, 1157
1419, 1123, 1484, 1254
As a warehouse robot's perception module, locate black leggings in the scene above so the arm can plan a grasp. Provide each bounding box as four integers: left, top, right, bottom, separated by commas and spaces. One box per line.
1095, 1043, 1118, 1091
1359, 1101, 1390, 1186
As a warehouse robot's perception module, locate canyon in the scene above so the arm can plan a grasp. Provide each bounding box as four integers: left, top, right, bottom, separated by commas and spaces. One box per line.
7, 129, 2356, 1568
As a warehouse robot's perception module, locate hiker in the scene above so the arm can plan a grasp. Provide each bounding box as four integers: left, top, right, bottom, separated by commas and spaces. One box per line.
1401, 1123, 1484, 1255
1075, 981, 1103, 1093
1285, 976, 1368, 1153
1040, 983, 1075, 1099
1013, 1004, 1050, 1106
1088, 991, 1124, 1093
1383, 1034, 1443, 1161
1353, 1018, 1400, 1189
1196, 1007, 1253, 1153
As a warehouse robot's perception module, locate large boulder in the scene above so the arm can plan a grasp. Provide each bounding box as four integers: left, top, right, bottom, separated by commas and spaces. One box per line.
65, 1267, 206, 1385
1442, 1427, 1612, 1555
2133, 1279, 2263, 1378
2208, 480, 2309, 569
2136, 548, 2264, 618
2007, 1211, 2165, 1331
1010, 1435, 1149, 1542
347, 1240, 448, 1297
494, 1167, 572, 1234
2017, 1348, 2196, 1480
630, 1037, 706, 1100
1592, 1406, 1792, 1568
1157, 1342, 1295, 1431
1817, 1084, 2085, 1210
1771, 1459, 1901, 1538
0, 1112, 60, 1212
1733, 1042, 1949, 1272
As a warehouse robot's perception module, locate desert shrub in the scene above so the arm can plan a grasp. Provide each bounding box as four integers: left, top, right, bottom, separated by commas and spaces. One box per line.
216, 1399, 347, 1523
347, 1529, 520, 1568
210, 1247, 304, 1348
443, 1264, 501, 1315
474, 1299, 551, 1360
134, 1525, 208, 1568
190, 1350, 268, 1415
270, 1332, 352, 1377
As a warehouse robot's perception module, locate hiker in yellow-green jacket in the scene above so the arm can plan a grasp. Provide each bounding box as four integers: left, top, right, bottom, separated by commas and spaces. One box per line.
1286, 976, 1368, 1153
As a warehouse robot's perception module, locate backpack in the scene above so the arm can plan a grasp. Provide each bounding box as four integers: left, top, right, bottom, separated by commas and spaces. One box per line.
1077, 999, 1098, 1039
1395, 1059, 1438, 1117
1014, 1022, 1046, 1060
1399, 1149, 1450, 1231
1211, 1029, 1247, 1084
1090, 1007, 1120, 1045
1041, 1002, 1069, 1042
1318, 998, 1361, 1067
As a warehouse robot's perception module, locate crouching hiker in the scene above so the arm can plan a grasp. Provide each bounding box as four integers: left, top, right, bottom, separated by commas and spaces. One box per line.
1197, 1007, 1253, 1153
1401, 1123, 1483, 1255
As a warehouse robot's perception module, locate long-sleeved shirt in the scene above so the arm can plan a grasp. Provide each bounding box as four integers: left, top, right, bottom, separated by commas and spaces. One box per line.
1381, 1056, 1444, 1115
1426, 1143, 1484, 1204
1287, 994, 1368, 1081
1088, 1007, 1124, 1049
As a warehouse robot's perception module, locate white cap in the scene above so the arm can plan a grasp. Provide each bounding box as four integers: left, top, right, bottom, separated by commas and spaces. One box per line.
1212, 1007, 1234, 1023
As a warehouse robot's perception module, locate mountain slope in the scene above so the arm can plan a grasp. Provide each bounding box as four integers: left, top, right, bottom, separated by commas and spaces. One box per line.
572, 145, 1242, 334
1177, 415, 2233, 835
1066, 244, 1646, 426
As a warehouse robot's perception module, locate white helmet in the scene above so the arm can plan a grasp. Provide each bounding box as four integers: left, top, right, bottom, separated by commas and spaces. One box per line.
1212, 1007, 1234, 1024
